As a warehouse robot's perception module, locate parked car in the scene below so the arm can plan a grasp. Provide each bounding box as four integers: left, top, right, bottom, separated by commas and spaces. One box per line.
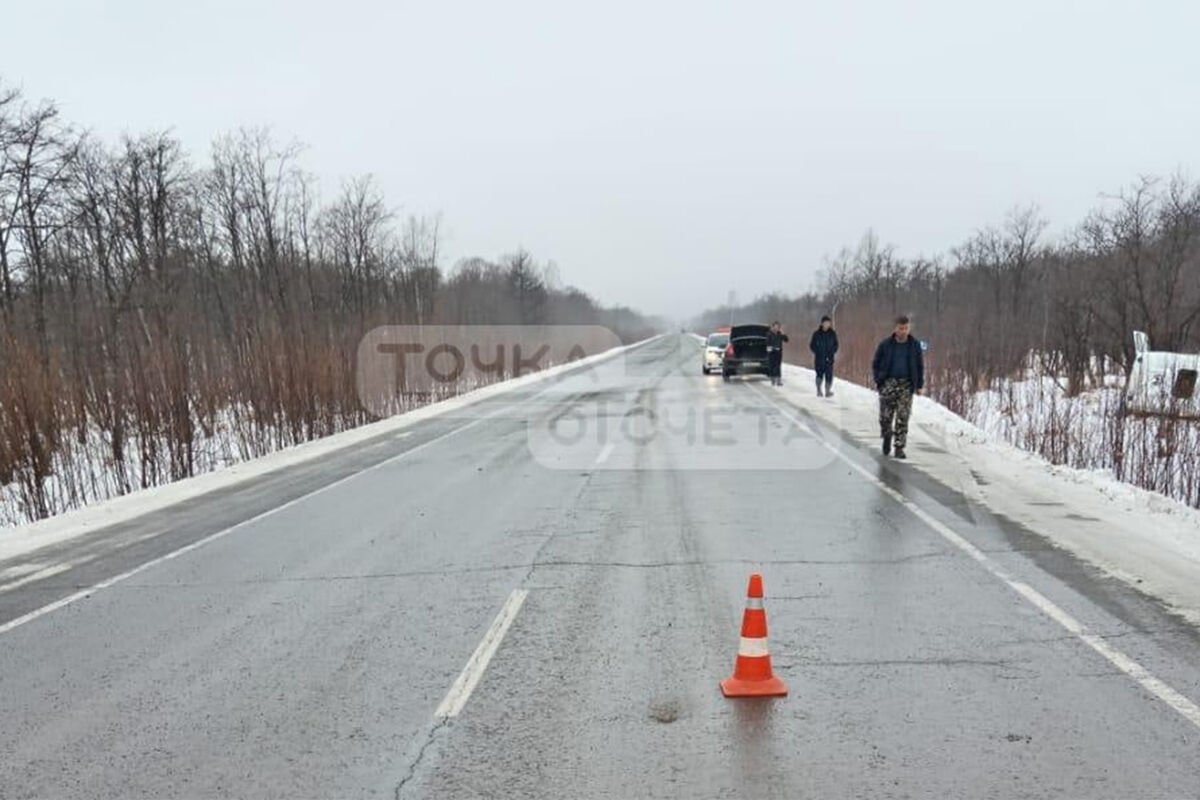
722, 324, 771, 381
702, 329, 730, 374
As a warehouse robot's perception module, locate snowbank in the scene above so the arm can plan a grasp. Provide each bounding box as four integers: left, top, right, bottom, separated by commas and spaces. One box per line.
778, 362, 1200, 624
962, 370, 1199, 508
0, 335, 660, 562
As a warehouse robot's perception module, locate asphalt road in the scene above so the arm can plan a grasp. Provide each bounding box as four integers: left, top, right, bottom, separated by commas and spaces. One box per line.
3, 334, 1200, 799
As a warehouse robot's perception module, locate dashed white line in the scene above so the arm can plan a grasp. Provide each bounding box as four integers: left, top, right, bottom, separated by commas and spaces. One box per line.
752, 385, 1200, 731
435, 589, 529, 719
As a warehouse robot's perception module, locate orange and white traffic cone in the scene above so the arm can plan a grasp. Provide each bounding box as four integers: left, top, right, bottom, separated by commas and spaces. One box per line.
720, 573, 788, 697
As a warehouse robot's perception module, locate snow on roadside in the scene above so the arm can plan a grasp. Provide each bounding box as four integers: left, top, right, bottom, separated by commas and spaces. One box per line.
0, 385, 475, 529
778, 361, 1200, 624
962, 370, 1200, 508
0, 335, 659, 561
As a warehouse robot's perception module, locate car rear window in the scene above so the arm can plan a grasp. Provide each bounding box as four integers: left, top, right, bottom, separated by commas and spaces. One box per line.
730, 324, 770, 339
707, 334, 729, 347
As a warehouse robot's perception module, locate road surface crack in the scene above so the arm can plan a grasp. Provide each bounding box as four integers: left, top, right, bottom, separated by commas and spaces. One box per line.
118, 563, 530, 589
521, 472, 597, 585
109, 551, 954, 592
393, 717, 449, 800
806, 657, 1026, 670
523, 553, 952, 571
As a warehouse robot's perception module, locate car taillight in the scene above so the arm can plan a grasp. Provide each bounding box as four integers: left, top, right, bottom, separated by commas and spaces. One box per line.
725, 344, 735, 358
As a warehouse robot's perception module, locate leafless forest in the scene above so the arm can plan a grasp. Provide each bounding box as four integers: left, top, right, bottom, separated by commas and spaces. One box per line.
0, 84, 657, 525
695, 179, 1200, 507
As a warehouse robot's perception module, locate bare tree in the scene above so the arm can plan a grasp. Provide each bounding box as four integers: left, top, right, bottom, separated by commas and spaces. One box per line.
0, 88, 659, 524
0, 83, 24, 315
1001, 205, 1048, 314
11, 99, 79, 358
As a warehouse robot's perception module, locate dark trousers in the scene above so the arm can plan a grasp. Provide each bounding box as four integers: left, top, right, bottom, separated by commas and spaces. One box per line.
815, 362, 833, 389
879, 378, 914, 448
768, 352, 783, 384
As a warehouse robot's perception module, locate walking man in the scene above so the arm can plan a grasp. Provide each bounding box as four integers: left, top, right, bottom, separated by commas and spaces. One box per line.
871, 315, 924, 459
809, 315, 839, 397
766, 321, 788, 386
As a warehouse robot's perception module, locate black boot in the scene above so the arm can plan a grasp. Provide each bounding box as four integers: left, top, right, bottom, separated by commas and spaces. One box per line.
894, 446, 907, 460
882, 432, 893, 456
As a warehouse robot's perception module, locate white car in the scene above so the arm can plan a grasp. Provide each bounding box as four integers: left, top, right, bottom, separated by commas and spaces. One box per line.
701, 331, 729, 375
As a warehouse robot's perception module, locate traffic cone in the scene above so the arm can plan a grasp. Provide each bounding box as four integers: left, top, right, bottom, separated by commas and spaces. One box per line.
720, 573, 788, 697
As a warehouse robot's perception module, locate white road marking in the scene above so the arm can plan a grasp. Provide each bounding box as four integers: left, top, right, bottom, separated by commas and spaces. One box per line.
435, 589, 529, 719
1, 563, 44, 580
595, 441, 615, 464
752, 385, 1200, 731
0, 341, 645, 638
0, 412, 498, 638
0, 336, 660, 566
0, 563, 73, 594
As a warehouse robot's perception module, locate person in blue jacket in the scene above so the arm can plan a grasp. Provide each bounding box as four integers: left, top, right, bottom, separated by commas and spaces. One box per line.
871, 315, 924, 459
809, 315, 839, 396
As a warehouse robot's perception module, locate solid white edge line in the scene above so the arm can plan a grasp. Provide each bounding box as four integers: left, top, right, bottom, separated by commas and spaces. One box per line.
0, 337, 641, 638
435, 589, 529, 719
750, 384, 1200, 731
0, 334, 664, 563
0, 415, 493, 638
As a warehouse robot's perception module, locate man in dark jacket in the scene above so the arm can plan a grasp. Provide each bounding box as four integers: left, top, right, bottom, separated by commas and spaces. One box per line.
871, 315, 924, 459
809, 315, 839, 397
765, 321, 789, 386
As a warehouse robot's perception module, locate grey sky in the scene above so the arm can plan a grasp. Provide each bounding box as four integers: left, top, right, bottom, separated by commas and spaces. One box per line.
4, 0, 1199, 319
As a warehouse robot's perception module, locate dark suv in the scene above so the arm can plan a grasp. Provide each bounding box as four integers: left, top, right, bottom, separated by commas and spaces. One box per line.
722, 324, 771, 381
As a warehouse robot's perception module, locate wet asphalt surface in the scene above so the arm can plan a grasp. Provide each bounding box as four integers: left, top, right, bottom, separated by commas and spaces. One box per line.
3, 335, 1200, 799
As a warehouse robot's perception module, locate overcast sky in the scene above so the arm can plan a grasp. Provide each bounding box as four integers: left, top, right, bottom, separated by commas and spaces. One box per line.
4, 0, 1198, 320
